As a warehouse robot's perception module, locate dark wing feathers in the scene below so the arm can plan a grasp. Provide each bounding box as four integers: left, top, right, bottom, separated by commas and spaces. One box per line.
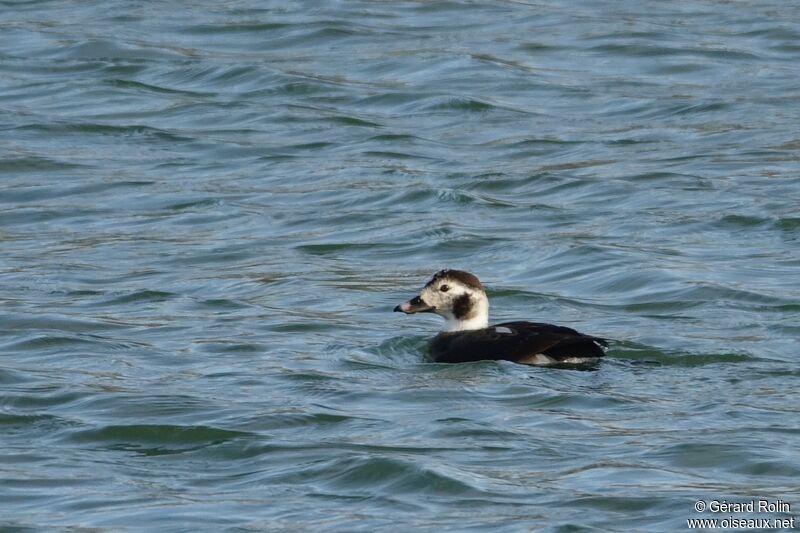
429, 321, 607, 364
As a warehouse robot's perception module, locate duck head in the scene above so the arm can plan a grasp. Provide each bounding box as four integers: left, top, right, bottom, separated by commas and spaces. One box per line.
394, 269, 489, 332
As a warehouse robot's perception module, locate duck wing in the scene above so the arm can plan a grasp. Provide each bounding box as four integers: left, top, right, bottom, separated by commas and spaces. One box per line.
429, 321, 608, 364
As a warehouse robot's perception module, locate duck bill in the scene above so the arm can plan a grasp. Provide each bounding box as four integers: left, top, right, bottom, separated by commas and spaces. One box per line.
394, 295, 434, 314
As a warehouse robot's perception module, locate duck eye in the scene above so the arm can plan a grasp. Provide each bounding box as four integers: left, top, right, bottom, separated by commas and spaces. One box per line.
439, 284, 450, 292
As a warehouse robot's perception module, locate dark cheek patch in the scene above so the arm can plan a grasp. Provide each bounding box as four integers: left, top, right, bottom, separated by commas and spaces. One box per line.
453, 294, 473, 319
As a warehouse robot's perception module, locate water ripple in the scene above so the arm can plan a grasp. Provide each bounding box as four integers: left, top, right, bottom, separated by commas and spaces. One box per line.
1, 0, 799, 530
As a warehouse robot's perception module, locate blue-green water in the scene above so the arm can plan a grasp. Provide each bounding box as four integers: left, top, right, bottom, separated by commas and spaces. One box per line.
2, 1, 799, 531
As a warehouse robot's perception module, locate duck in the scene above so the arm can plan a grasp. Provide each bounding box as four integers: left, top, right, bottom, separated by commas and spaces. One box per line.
394, 269, 608, 365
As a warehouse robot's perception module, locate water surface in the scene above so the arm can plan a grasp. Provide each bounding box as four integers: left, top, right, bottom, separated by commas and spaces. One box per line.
1, 1, 799, 531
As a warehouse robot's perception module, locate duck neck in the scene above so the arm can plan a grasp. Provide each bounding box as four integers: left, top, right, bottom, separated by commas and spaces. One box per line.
441, 294, 489, 332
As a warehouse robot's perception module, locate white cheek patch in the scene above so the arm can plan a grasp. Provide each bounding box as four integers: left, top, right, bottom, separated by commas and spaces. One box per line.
494, 326, 513, 334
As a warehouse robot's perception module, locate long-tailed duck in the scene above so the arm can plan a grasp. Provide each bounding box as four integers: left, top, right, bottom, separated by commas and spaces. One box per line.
394, 269, 608, 365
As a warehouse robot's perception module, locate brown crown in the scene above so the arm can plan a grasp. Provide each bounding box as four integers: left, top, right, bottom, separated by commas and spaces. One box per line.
426, 269, 483, 290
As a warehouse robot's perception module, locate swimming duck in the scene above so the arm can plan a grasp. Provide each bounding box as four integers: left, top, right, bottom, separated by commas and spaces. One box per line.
394, 269, 608, 364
